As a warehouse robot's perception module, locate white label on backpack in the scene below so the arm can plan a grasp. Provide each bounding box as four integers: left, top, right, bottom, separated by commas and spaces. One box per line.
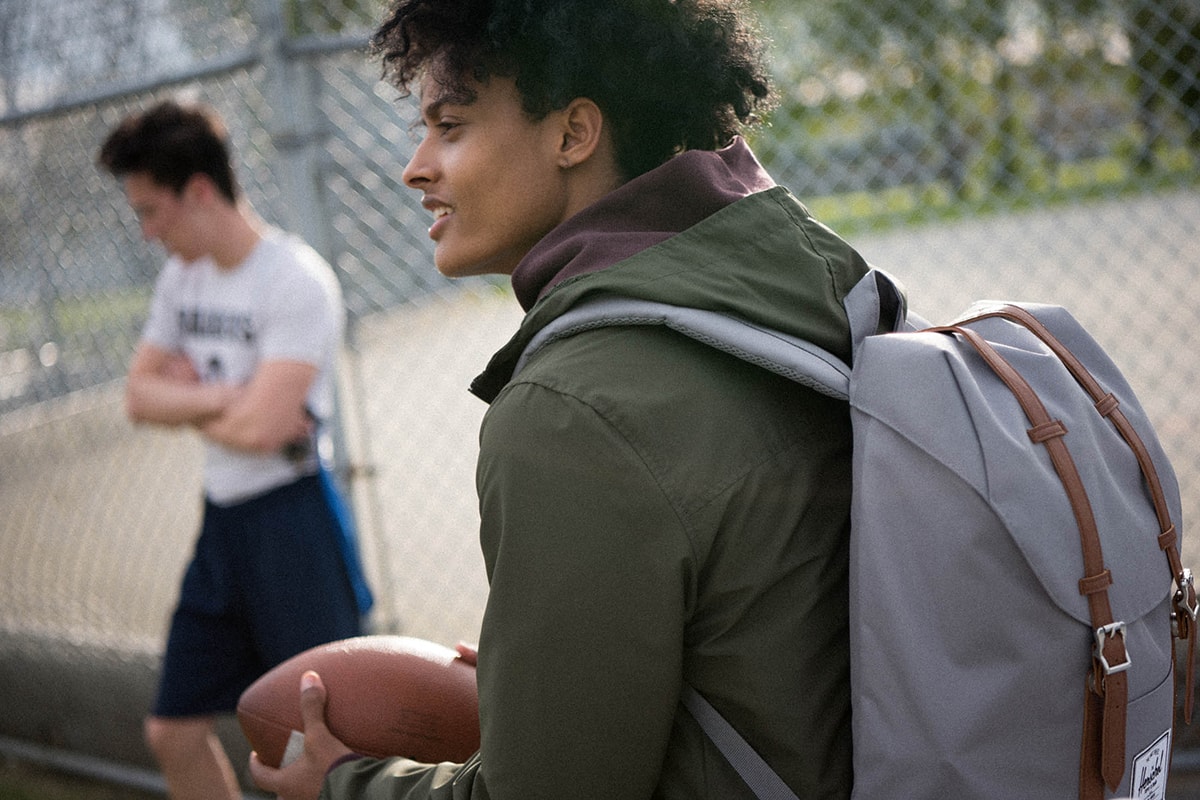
1131, 728, 1171, 800
281, 729, 305, 767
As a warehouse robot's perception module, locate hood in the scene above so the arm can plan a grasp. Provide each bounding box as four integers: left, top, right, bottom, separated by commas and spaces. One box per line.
471, 139, 873, 402
510, 138, 776, 310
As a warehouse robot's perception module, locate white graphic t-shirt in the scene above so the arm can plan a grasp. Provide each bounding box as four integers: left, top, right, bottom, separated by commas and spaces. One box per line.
140, 228, 344, 505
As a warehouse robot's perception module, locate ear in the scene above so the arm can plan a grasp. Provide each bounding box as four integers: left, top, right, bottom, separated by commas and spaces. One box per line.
181, 173, 220, 205
555, 98, 606, 169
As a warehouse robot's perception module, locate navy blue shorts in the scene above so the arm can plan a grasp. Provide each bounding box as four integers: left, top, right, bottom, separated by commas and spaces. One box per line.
153, 474, 364, 717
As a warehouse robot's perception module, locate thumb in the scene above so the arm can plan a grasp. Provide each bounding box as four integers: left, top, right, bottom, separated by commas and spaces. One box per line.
299, 670, 329, 731
455, 641, 478, 667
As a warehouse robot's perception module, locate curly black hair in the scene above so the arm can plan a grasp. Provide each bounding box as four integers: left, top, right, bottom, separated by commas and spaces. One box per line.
370, 0, 775, 179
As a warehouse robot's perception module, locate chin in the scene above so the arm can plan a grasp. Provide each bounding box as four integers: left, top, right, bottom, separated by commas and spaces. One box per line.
435, 253, 512, 279
434, 260, 472, 279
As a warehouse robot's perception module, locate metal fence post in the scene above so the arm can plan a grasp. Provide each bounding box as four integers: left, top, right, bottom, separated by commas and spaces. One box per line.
251, 0, 333, 257
249, 0, 388, 628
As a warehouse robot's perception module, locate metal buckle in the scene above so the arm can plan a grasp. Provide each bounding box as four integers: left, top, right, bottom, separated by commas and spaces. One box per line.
1095, 622, 1131, 676
1175, 568, 1198, 621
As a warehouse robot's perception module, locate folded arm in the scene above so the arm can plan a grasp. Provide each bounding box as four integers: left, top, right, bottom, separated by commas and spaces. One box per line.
126, 343, 317, 454
197, 359, 317, 454
125, 343, 236, 427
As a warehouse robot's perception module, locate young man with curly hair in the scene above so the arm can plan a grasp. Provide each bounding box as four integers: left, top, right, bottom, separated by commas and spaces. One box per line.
253, 1, 867, 798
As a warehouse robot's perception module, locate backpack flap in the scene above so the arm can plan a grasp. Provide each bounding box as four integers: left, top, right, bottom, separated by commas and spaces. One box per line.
852, 302, 1179, 627
847, 301, 1182, 800
951, 303, 1182, 625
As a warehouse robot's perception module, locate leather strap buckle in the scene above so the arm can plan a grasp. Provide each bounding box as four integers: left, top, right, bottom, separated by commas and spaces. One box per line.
1176, 568, 1198, 621
1095, 622, 1131, 676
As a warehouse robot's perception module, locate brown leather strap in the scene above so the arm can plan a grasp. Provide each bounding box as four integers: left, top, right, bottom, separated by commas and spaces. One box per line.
932, 322, 1129, 794
962, 306, 1195, 722
1081, 680, 1105, 800
967, 307, 1175, 537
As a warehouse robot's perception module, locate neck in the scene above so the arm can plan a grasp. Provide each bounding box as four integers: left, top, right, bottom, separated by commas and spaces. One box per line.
208, 202, 264, 269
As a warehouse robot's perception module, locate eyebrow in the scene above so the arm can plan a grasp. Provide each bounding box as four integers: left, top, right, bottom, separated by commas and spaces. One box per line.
420, 86, 478, 122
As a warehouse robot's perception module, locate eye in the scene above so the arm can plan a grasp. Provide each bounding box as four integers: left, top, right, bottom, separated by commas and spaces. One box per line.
405, 119, 426, 145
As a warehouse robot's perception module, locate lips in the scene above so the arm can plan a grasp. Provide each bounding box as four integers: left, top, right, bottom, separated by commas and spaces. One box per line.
422, 198, 452, 239
429, 208, 452, 239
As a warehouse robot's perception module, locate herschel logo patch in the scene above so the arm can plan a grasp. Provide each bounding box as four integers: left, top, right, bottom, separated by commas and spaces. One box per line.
1131, 729, 1171, 800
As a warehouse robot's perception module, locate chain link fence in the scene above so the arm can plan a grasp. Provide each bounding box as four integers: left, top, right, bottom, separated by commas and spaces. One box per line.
2, 0, 1199, 791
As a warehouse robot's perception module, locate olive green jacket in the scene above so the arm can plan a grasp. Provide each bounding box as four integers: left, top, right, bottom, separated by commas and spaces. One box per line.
325, 183, 869, 799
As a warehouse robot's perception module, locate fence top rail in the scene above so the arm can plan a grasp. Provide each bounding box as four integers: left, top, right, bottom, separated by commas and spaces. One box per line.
0, 29, 370, 129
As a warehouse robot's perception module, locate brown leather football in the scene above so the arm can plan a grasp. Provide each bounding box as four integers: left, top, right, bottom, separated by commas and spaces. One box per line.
236, 635, 479, 768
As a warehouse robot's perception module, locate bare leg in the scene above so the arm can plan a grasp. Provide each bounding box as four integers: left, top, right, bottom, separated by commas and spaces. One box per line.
144, 715, 241, 800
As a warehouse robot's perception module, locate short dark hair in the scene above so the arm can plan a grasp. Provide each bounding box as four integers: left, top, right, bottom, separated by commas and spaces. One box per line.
370, 0, 775, 179
97, 100, 240, 203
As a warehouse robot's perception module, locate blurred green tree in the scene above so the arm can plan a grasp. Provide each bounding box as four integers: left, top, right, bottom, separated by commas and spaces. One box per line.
799, 0, 1012, 194
1128, 0, 1200, 169
282, 0, 381, 37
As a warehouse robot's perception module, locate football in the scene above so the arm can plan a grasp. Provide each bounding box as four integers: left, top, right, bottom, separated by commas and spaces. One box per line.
237, 635, 480, 768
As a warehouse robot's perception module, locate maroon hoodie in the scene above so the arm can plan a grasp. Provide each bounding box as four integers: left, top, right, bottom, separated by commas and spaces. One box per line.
509, 138, 776, 311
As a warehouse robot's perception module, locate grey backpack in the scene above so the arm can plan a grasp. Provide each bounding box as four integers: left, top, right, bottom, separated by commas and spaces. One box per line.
516, 268, 1196, 800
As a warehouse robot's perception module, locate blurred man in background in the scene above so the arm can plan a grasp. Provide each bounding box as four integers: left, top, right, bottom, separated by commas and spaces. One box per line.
98, 99, 372, 800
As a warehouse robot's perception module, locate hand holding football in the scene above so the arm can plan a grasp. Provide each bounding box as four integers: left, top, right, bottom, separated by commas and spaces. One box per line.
237, 635, 480, 768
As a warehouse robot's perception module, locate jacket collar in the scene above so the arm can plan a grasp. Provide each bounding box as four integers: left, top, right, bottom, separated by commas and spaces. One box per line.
510, 137, 775, 311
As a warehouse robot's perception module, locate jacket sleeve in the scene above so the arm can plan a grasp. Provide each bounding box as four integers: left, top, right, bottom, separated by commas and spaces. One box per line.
323, 377, 696, 800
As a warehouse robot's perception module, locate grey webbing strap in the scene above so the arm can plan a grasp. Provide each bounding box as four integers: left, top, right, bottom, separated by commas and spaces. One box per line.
514, 297, 851, 399
682, 685, 800, 800
515, 270, 911, 394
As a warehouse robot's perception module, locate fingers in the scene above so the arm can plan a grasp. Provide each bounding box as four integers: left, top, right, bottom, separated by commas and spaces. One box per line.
248, 750, 281, 794
246, 672, 341, 800
162, 353, 200, 383
455, 641, 479, 667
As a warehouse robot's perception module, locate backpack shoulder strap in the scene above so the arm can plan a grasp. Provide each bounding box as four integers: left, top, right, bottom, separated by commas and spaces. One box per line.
681, 685, 801, 800
515, 269, 911, 397
515, 296, 852, 399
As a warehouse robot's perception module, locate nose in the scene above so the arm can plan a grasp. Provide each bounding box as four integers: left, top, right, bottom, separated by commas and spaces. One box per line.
402, 136, 434, 189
